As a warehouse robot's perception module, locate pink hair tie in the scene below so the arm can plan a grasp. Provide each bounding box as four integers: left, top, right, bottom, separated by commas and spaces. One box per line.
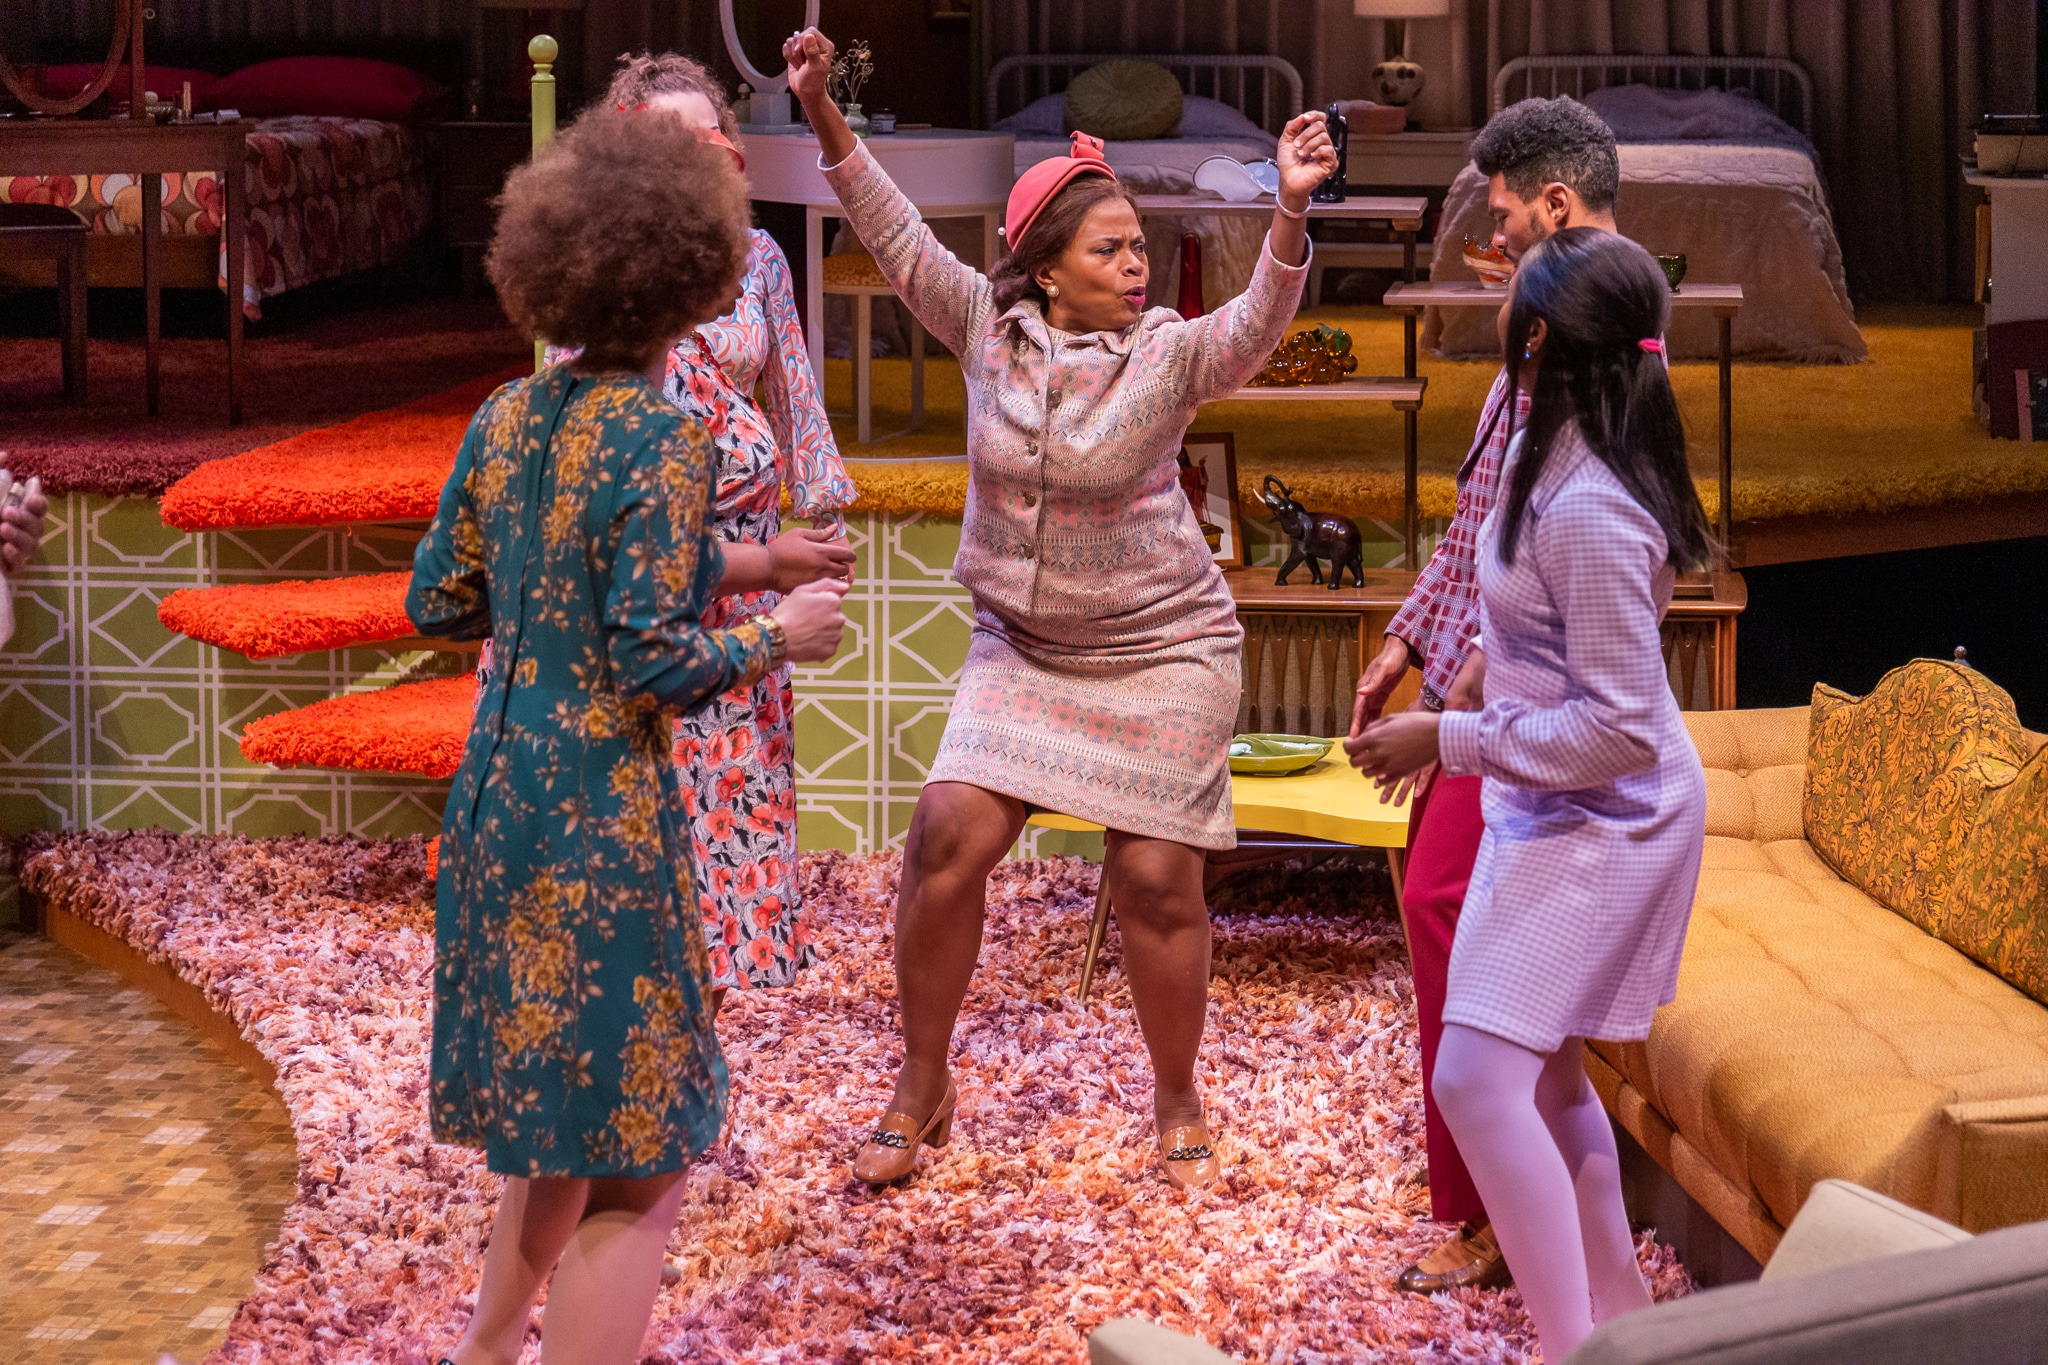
1639, 338, 1665, 354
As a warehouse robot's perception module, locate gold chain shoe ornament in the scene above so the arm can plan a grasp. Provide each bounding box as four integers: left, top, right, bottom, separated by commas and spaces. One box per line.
852, 1078, 957, 1187
1158, 1122, 1223, 1191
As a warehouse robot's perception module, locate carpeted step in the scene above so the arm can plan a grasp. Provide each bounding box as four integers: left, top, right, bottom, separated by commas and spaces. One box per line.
159, 573, 418, 660
239, 675, 475, 779
159, 367, 522, 531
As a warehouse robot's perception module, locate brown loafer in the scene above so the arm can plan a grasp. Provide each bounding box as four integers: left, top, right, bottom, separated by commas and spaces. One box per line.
1395, 1220, 1512, 1294
1159, 1122, 1222, 1191
852, 1080, 957, 1186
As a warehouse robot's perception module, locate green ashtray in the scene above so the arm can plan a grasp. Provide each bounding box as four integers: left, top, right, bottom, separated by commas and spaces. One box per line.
1228, 733, 1334, 776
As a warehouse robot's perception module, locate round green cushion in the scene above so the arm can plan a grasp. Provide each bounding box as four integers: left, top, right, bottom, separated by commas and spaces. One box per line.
1063, 60, 1182, 142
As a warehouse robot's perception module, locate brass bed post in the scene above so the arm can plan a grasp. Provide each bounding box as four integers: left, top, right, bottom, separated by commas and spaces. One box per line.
530, 34, 559, 374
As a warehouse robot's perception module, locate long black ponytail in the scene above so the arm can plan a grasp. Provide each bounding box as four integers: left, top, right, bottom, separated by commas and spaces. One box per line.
1498, 228, 1715, 572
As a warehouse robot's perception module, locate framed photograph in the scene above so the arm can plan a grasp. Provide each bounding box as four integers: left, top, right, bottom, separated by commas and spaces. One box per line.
1178, 432, 1245, 569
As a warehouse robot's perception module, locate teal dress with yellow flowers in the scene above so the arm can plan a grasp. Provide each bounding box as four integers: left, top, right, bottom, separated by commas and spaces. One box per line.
407, 365, 776, 1179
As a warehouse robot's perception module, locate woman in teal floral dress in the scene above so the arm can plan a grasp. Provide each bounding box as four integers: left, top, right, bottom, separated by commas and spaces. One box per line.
408, 111, 845, 1365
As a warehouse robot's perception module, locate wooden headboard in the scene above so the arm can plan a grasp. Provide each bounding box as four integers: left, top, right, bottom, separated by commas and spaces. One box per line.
1493, 54, 1814, 137
985, 52, 1303, 136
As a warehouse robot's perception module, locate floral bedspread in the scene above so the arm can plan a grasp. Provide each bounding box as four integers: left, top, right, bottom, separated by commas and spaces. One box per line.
0, 115, 434, 319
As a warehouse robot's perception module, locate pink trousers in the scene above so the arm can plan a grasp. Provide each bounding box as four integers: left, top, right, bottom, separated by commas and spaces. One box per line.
1402, 771, 1488, 1225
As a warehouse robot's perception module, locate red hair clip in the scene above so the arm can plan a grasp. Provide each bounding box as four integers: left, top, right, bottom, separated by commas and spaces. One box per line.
1638, 338, 1665, 354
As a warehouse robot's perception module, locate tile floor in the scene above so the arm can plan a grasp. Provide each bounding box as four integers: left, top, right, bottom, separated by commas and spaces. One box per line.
0, 930, 295, 1364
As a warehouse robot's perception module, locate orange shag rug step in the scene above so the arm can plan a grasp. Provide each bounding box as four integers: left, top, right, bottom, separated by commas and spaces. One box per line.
239, 674, 475, 778
159, 368, 523, 532
159, 573, 414, 660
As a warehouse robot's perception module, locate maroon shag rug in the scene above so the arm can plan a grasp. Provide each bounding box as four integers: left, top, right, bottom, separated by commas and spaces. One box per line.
0, 287, 527, 497
18, 833, 1690, 1363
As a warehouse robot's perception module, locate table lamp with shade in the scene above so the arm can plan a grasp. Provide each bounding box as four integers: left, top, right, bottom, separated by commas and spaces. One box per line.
1354, 0, 1450, 109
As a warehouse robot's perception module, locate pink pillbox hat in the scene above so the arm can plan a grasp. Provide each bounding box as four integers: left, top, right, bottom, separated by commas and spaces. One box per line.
1002, 130, 1118, 249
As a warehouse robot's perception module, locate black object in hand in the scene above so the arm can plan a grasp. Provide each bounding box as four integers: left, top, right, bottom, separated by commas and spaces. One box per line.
1312, 101, 1349, 203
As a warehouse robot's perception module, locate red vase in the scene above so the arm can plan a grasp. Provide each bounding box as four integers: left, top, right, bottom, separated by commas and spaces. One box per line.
1177, 232, 1205, 319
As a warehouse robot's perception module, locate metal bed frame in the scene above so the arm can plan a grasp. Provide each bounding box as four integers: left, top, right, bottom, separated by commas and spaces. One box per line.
984, 52, 1304, 137
1493, 53, 1815, 138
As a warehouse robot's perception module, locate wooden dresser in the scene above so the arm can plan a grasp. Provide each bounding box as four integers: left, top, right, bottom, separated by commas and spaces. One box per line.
1226, 566, 1745, 737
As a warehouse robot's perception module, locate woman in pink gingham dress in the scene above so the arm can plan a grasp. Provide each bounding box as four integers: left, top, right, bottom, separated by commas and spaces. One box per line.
784, 29, 1336, 1192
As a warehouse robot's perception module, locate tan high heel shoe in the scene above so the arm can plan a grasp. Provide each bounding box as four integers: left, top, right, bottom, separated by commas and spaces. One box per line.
1158, 1121, 1222, 1191
852, 1079, 957, 1186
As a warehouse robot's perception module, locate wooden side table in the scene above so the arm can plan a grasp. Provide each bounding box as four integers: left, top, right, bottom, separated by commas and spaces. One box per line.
1225, 563, 1746, 732
0, 204, 89, 404
0, 119, 248, 422
432, 120, 533, 296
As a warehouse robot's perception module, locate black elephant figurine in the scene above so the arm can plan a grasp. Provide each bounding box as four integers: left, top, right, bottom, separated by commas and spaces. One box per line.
1258, 475, 1364, 589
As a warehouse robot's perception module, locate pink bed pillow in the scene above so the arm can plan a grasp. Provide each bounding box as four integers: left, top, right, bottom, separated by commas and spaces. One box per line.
33, 63, 219, 105
210, 56, 448, 122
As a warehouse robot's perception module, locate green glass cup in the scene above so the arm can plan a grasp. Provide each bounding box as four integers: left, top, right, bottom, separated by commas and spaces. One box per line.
1656, 252, 1688, 292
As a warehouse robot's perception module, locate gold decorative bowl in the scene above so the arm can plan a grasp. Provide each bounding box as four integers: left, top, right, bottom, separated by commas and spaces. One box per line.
1228, 733, 1334, 776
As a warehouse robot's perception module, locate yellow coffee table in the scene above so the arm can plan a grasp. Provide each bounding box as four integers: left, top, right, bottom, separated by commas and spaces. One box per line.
1029, 759, 1412, 999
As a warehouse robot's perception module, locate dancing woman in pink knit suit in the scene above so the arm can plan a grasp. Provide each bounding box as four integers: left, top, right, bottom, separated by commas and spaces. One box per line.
1352, 229, 1713, 1360
783, 27, 1335, 1191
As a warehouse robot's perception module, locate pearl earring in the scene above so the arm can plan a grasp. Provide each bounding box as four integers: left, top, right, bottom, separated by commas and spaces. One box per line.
1046, 284, 1059, 299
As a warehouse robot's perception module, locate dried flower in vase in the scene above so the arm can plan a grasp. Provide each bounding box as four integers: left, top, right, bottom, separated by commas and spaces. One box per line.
831, 40, 875, 107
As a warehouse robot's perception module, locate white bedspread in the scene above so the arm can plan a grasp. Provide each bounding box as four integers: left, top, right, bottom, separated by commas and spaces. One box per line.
1424, 145, 1866, 364
1013, 134, 1277, 311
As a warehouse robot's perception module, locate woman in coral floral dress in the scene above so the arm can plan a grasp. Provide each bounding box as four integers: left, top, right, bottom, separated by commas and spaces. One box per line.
558, 54, 859, 998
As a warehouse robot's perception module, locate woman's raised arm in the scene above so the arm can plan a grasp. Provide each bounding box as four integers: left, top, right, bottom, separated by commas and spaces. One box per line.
782, 27, 994, 357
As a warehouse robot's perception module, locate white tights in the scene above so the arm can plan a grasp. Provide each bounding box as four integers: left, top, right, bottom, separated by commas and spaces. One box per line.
1433, 1024, 1653, 1359
449, 1171, 689, 1365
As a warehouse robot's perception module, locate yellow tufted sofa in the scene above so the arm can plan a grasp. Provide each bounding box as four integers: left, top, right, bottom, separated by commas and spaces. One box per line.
1587, 659, 2048, 1264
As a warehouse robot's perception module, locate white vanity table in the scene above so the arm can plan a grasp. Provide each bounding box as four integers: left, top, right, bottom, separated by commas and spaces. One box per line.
737, 126, 1015, 382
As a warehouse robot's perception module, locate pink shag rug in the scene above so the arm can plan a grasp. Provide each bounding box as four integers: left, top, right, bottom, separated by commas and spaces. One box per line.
18, 833, 1691, 1364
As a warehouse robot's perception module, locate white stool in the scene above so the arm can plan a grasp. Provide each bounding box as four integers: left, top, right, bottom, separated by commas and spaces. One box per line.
822, 250, 924, 445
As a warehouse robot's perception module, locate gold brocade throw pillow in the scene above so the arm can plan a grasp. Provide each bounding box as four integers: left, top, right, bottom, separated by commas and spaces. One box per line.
1804, 659, 2033, 933
1941, 739, 2048, 1005
1064, 60, 1184, 143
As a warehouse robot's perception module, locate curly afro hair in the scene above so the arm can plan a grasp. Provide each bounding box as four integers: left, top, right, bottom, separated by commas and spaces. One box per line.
486, 108, 749, 369
602, 51, 739, 142
1470, 96, 1619, 213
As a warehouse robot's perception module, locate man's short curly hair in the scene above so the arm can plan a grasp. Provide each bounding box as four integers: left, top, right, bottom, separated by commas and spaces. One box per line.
603, 51, 739, 142
487, 109, 749, 369
1470, 96, 1619, 213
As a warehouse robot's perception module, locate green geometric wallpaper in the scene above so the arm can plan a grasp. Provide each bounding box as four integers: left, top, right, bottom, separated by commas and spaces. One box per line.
0, 493, 466, 845
0, 494, 1432, 863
